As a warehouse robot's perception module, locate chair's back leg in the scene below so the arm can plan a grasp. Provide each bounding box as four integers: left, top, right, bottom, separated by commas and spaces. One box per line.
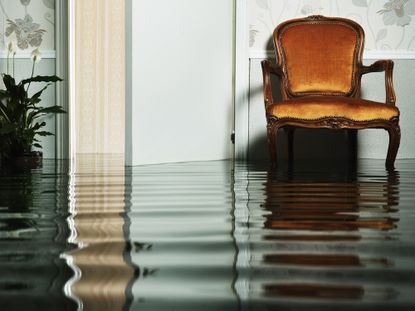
284, 128, 295, 165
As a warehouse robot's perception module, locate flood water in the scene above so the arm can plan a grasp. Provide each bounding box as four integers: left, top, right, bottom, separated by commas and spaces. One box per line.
0, 156, 414, 310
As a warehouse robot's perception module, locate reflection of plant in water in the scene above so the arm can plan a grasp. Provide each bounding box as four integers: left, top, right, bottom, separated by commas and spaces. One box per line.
141, 268, 157, 278
128, 241, 158, 278
0, 167, 42, 238
0, 171, 33, 210
0, 218, 37, 236
0, 169, 39, 236
131, 241, 153, 252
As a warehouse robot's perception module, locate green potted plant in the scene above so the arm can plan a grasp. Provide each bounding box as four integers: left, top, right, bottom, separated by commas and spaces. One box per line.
0, 43, 65, 167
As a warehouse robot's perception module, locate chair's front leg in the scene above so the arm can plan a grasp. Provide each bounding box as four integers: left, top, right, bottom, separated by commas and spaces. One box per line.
386, 120, 401, 170
347, 129, 357, 167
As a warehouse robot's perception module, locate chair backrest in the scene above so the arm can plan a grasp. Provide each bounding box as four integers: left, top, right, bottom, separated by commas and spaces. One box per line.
274, 15, 364, 99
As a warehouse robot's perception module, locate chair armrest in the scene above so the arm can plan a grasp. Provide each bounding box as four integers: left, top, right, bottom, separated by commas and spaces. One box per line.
359, 60, 396, 106
261, 60, 283, 108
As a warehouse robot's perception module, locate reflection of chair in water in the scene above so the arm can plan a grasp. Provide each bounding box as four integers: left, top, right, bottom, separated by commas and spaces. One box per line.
263, 173, 400, 233
260, 171, 400, 301
261, 15, 400, 169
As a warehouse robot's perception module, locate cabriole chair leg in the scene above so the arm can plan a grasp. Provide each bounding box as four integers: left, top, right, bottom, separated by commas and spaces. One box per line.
385, 124, 401, 169
285, 128, 294, 165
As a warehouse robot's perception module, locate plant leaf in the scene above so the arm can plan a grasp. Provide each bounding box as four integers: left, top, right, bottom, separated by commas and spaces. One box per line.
0, 123, 17, 134
31, 83, 52, 100
36, 131, 53, 136
27, 106, 66, 124
0, 89, 9, 99
0, 102, 12, 122
27, 97, 42, 105
33, 143, 43, 149
33, 105, 66, 116
31, 122, 46, 131
2, 74, 16, 90
21, 75, 62, 85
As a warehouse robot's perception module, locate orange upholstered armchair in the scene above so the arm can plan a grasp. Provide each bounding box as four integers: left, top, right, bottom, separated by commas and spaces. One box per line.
261, 15, 400, 169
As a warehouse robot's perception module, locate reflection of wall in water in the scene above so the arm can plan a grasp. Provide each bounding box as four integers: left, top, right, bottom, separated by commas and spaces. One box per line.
128, 162, 239, 310
66, 156, 134, 311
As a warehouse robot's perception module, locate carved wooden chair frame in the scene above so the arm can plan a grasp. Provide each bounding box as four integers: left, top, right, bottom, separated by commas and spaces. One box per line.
261, 15, 400, 169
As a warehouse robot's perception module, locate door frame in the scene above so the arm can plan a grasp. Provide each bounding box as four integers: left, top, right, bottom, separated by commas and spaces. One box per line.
55, 0, 71, 159
234, 0, 250, 161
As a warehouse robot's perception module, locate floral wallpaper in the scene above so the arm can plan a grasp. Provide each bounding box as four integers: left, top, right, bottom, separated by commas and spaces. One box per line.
249, 0, 415, 53
0, 0, 55, 51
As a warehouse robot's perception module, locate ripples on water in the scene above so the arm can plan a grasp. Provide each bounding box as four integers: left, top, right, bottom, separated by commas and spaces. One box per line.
0, 156, 414, 310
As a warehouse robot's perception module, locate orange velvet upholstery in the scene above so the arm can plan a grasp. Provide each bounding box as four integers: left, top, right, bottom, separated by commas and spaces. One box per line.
278, 23, 359, 95
267, 96, 399, 122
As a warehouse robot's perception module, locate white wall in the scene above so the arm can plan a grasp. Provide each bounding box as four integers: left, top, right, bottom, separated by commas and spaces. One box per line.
126, 0, 234, 166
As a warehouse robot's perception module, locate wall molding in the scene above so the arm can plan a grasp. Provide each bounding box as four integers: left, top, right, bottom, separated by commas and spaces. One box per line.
0, 50, 56, 59
249, 50, 415, 60
234, 0, 250, 161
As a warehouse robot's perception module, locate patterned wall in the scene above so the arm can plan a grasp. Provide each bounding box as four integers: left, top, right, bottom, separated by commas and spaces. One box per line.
0, 0, 56, 158
75, 0, 125, 154
0, 0, 54, 51
249, 0, 415, 53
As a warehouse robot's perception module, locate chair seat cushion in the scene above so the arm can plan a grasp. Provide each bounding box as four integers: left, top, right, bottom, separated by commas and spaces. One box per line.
267, 96, 399, 122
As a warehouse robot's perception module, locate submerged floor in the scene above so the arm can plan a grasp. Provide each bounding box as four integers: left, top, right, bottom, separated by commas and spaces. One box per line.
0, 157, 415, 310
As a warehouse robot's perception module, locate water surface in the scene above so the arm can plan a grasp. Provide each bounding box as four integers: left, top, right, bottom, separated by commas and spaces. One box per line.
0, 157, 414, 310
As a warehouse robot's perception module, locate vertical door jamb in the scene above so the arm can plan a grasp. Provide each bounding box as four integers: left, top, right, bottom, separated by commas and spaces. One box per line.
55, 0, 71, 159
234, 0, 250, 161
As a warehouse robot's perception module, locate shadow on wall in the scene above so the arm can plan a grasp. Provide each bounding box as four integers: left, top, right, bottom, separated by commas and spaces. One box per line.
248, 63, 354, 164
